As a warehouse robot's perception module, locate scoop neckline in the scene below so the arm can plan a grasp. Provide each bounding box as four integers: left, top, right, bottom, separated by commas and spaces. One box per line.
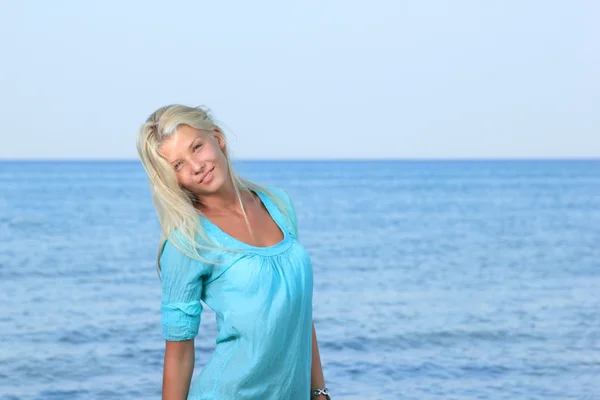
200, 189, 291, 255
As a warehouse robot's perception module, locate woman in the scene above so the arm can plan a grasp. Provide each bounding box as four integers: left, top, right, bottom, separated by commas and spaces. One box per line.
136, 105, 331, 400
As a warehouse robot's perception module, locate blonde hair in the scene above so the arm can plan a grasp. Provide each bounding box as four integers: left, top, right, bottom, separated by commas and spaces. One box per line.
135, 104, 291, 277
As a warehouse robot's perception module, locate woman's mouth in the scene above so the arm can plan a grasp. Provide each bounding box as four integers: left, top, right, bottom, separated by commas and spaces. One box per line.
199, 167, 214, 184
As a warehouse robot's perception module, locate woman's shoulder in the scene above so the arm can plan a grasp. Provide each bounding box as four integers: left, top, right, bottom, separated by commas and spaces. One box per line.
261, 186, 297, 218
159, 229, 218, 269
159, 235, 203, 266
261, 186, 294, 206
260, 186, 298, 237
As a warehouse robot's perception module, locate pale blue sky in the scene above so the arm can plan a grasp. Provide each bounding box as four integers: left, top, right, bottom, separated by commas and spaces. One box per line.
0, 1, 598, 160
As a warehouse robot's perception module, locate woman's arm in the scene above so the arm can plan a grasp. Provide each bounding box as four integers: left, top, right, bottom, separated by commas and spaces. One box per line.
311, 321, 328, 399
162, 339, 195, 400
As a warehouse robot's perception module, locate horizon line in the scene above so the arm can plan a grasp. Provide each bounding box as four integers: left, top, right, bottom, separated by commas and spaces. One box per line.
1, 157, 599, 163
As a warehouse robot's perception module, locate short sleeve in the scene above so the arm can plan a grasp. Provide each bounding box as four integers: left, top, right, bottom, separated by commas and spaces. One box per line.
159, 239, 206, 341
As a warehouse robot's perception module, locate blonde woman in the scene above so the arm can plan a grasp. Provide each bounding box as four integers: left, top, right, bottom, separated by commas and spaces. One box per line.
136, 105, 330, 400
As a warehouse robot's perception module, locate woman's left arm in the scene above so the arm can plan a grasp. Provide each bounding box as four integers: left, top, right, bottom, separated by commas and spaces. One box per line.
311, 321, 328, 399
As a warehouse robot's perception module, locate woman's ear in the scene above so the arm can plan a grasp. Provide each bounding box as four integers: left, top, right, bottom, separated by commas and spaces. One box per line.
214, 129, 227, 150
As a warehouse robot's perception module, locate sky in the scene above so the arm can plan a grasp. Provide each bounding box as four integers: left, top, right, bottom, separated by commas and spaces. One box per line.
0, 1, 598, 160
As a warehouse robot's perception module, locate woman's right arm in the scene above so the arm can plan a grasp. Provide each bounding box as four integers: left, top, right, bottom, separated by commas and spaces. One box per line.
159, 240, 207, 400
162, 339, 195, 399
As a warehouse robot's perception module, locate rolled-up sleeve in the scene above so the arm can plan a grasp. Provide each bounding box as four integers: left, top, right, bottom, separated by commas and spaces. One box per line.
159, 240, 206, 342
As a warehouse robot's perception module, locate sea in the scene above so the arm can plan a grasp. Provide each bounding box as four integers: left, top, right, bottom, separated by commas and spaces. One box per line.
0, 160, 599, 400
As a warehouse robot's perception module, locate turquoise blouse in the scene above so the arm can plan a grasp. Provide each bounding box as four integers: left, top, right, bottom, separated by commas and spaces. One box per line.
159, 187, 314, 399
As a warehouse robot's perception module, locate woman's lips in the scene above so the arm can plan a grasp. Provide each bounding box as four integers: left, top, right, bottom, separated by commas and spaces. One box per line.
199, 167, 214, 184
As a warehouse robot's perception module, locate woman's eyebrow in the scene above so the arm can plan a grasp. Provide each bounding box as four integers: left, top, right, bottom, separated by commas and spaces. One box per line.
187, 137, 198, 149
168, 137, 200, 163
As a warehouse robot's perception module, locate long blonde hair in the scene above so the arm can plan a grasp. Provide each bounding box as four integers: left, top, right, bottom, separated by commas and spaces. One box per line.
135, 104, 291, 277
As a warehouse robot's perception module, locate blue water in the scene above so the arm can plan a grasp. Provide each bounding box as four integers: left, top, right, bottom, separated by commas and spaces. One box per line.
1, 160, 599, 400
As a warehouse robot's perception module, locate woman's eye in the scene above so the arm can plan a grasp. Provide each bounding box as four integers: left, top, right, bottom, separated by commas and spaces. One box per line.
194, 144, 202, 151
174, 162, 182, 170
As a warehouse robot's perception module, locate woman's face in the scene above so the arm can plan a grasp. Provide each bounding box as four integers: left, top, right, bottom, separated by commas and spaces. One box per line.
159, 124, 228, 196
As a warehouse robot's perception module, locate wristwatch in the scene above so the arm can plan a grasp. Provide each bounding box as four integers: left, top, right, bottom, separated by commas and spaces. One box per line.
310, 387, 331, 400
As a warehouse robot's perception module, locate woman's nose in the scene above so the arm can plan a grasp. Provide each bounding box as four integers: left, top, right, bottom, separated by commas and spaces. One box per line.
189, 159, 204, 174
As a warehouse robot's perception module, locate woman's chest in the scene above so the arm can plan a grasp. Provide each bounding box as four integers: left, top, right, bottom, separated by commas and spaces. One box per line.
206, 242, 313, 300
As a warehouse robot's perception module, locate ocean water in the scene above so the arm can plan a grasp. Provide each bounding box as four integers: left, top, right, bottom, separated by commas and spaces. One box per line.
0, 160, 599, 400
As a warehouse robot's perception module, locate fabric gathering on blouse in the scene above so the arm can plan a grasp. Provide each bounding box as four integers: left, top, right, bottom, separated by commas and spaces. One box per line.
159, 187, 314, 400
